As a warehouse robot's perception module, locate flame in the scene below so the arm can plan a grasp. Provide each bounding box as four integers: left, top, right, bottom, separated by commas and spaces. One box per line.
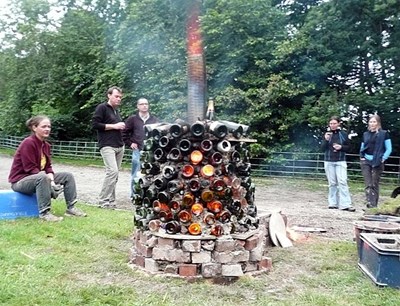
286, 227, 308, 242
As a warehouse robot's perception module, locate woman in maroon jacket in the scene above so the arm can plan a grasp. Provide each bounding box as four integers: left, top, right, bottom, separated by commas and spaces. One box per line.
8, 115, 86, 221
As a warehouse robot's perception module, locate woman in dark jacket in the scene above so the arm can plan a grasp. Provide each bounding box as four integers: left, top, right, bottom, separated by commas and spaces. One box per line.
360, 115, 392, 208
8, 115, 86, 221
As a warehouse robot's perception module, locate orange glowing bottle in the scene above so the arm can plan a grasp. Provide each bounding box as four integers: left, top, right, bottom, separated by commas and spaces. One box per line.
188, 222, 202, 235
207, 200, 223, 213
182, 164, 195, 178
191, 203, 204, 216
200, 189, 214, 202
178, 210, 192, 223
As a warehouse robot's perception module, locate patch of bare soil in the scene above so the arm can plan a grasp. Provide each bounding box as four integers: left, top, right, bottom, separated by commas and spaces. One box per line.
0, 154, 377, 241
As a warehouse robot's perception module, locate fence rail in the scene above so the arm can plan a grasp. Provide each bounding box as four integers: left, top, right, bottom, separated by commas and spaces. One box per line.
1, 135, 399, 185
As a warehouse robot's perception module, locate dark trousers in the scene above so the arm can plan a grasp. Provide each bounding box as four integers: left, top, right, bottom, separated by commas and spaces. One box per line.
360, 160, 384, 207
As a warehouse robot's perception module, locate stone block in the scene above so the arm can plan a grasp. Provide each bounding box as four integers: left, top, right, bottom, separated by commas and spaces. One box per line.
201, 263, 222, 278
152, 247, 191, 263
182, 240, 201, 252
201, 241, 215, 251
221, 264, 243, 277
191, 251, 211, 264
215, 238, 237, 252
249, 245, 263, 262
146, 236, 158, 248
178, 264, 198, 277
145, 258, 159, 273
157, 237, 176, 249
136, 243, 153, 257
164, 264, 178, 274
242, 262, 258, 273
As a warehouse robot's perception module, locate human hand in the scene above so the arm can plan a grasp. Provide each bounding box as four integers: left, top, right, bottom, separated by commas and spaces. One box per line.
114, 122, 126, 130
131, 143, 138, 150
332, 143, 341, 151
324, 132, 332, 141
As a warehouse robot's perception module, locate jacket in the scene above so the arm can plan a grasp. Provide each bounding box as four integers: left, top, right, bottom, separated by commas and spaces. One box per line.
321, 129, 349, 162
122, 113, 158, 150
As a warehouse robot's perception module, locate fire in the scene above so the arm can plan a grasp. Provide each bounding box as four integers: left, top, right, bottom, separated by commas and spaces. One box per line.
286, 227, 308, 242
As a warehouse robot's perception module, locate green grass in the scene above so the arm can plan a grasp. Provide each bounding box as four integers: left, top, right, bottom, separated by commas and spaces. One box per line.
1, 202, 400, 305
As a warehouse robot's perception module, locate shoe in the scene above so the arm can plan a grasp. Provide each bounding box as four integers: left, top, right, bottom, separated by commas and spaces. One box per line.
340, 207, 356, 212
366, 204, 376, 209
98, 203, 117, 209
65, 207, 87, 217
39, 212, 64, 222
328, 206, 338, 209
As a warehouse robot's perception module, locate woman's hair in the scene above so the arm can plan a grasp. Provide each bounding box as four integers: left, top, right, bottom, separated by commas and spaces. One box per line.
26, 115, 50, 131
368, 114, 382, 131
328, 116, 340, 124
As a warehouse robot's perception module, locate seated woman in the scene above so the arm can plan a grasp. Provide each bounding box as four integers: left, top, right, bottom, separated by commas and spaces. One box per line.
8, 115, 86, 221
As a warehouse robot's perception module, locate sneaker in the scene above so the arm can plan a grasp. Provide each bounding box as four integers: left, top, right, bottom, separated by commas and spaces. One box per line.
328, 206, 338, 209
39, 212, 64, 222
340, 206, 356, 212
65, 207, 87, 217
98, 202, 117, 209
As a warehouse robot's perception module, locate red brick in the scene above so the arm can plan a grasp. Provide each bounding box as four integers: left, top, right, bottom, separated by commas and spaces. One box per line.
259, 256, 272, 270
178, 264, 198, 277
244, 235, 259, 251
135, 255, 145, 267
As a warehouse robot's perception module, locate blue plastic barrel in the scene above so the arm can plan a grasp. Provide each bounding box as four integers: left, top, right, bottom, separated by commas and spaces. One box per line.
0, 190, 39, 219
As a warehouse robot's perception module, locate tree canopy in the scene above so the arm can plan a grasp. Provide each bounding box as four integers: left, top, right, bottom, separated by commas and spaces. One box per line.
0, 0, 399, 156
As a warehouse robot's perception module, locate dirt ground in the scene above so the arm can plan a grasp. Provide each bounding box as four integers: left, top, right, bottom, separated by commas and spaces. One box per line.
1, 154, 378, 241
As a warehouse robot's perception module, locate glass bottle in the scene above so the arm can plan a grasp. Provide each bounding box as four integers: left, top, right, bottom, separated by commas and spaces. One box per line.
200, 164, 214, 178
148, 219, 161, 232
159, 210, 173, 223
170, 119, 190, 138
165, 220, 181, 234
169, 199, 181, 213
209, 151, 223, 166
157, 191, 171, 204
168, 148, 183, 162
154, 177, 168, 190
188, 223, 202, 235
230, 150, 241, 163
162, 165, 178, 180
200, 139, 213, 153
207, 200, 223, 213
191, 203, 204, 216
190, 150, 203, 165
182, 192, 195, 207
188, 178, 201, 193
217, 140, 231, 153
145, 186, 158, 200
178, 210, 192, 223
200, 189, 214, 203
154, 148, 166, 162
211, 178, 226, 192
217, 210, 232, 223
208, 121, 228, 139
152, 200, 169, 213
210, 224, 223, 236
178, 138, 192, 154
167, 179, 184, 193
190, 121, 205, 137
141, 151, 154, 163
158, 135, 172, 148
182, 164, 195, 178
203, 212, 216, 225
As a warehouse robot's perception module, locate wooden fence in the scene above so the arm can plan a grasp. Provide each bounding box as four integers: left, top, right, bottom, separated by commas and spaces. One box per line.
1, 134, 399, 184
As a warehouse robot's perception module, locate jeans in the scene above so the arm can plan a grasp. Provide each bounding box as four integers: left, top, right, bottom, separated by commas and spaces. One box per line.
324, 161, 352, 209
130, 149, 141, 197
99, 146, 125, 205
360, 160, 384, 207
11, 171, 77, 214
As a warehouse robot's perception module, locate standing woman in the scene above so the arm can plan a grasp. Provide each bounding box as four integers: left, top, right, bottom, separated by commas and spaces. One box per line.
321, 116, 355, 211
360, 114, 392, 208
8, 115, 87, 221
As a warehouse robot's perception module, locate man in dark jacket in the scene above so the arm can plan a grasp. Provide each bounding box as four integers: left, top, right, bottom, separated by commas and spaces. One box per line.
122, 98, 158, 198
92, 86, 125, 208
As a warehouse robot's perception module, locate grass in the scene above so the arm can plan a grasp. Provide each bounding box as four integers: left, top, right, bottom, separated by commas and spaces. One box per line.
1, 202, 400, 306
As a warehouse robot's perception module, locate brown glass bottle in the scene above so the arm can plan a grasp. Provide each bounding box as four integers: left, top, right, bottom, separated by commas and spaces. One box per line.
159, 210, 173, 222
217, 210, 232, 223
169, 199, 181, 213
203, 212, 216, 225
152, 200, 169, 213
211, 178, 226, 192
200, 164, 214, 178
182, 164, 195, 178
209, 151, 223, 166
188, 178, 201, 193
200, 139, 213, 153
207, 200, 223, 213
182, 192, 195, 207
210, 224, 223, 236
200, 189, 214, 202
178, 210, 192, 223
